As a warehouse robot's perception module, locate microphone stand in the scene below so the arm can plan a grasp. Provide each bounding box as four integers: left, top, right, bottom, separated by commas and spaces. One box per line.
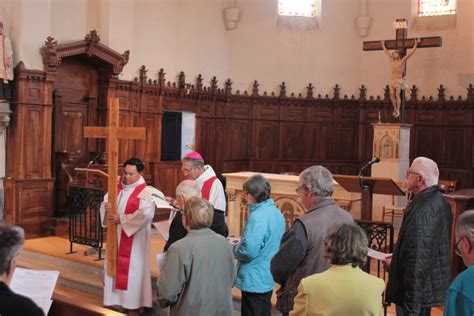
86, 152, 103, 187
358, 164, 370, 191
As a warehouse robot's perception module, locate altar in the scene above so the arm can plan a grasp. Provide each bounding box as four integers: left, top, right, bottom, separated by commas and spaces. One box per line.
223, 172, 361, 236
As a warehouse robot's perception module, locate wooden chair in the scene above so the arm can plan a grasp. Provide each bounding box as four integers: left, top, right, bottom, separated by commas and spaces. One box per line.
438, 179, 457, 193
382, 182, 408, 224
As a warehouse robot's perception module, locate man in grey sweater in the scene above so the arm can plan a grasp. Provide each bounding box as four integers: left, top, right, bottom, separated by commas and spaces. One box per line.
271, 165, 354, 315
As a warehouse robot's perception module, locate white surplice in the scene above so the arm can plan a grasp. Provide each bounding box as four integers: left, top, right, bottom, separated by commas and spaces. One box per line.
100, 177, 155, 310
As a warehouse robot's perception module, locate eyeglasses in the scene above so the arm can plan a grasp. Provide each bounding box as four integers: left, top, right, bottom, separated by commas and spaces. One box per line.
406, 169, 421, 177
454, 237, 463, 257
181, 166, 195, 174
295, 185, 308, 194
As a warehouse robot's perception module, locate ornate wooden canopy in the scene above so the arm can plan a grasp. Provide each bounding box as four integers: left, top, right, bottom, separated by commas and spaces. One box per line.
40, 30, 129, 77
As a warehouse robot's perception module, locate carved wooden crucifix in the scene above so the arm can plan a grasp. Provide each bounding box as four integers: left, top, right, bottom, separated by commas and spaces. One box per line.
84, 98, 146, 277
363, 18, 442, 122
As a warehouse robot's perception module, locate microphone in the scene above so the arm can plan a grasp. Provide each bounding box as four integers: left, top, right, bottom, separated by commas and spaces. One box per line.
87, 152, 103, 169
365, 157, 381, 167
358, 157, 380, 190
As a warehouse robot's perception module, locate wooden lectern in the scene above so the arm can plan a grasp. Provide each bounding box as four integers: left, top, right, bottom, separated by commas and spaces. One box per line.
333, 175, 405, 220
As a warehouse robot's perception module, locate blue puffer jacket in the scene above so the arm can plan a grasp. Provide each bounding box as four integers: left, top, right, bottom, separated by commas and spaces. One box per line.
233, 199, 285, 293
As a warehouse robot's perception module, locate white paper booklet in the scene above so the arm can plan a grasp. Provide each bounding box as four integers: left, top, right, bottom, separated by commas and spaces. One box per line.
153, 220, 171, 241
10, 267, 60, 315
368, 248, 391, 261
138, 186, 174, 209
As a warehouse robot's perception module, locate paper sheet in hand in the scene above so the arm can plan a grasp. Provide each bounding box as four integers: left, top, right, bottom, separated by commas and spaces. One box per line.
368, 248, 391, 261
138, 186, 173, 209
10, 267, 59, 315
153, 220, 171, 241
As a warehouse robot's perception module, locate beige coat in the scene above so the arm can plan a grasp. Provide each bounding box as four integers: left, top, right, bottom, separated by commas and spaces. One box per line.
157, 228, 235, 316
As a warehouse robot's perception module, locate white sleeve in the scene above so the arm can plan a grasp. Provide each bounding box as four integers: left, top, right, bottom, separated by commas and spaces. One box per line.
120, 198, 155, 237
99, 194, 109, 228
209, 180, 227, 213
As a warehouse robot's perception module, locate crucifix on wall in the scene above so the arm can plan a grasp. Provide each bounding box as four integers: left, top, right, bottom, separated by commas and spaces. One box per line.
363, 18, 442, 122
84, 98, 146, 277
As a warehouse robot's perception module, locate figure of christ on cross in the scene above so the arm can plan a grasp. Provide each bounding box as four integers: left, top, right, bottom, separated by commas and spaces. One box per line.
363, 18, 442, 122
382, 38, 421, 118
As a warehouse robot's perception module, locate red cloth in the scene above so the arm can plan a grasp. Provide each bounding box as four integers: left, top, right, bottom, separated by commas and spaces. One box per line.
115, 182, 147, 290
201, 176, 217, 201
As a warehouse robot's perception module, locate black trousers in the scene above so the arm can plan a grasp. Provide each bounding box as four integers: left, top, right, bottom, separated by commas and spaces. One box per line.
396, 304, 431, 316
241, 290, 273, 316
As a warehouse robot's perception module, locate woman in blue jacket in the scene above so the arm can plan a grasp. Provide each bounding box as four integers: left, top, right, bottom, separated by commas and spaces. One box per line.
233, 174, 286, 316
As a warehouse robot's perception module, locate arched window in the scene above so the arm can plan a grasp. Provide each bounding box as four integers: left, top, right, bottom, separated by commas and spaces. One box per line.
278, 0, 318, 17
418, 0, 456, 17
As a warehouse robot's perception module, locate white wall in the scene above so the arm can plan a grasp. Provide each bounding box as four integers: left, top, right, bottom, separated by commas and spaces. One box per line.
2, 0, 473, 97
129, 0, 230, 83
228, 0, 362, 97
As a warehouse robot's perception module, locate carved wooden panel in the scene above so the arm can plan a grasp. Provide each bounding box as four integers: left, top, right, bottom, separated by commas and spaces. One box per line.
280, 105, 306, 121
150, 161, 184, 197
413, 127, 443, 163
25, 108, 43, 179
227, 120, 250, 160
3, 178, 54, 237
280, 122, 306, 159
141, 113, 161, 163
254, 104, 279, 120
310, 108, 332, 122
311, 124, 332, 160
215, 102, 225, 117
336, 125, 358, 161
254, 121, 279, 159
444, 128, 468, 168
226, 103, 251, 119
196, 118, 213, 163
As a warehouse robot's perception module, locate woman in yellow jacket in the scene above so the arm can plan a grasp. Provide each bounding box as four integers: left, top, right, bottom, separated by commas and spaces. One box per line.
290, 223, 385, 316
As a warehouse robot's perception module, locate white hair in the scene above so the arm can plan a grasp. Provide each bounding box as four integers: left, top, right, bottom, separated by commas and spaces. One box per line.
176, 180, 201, 199
412, 156, 439, 187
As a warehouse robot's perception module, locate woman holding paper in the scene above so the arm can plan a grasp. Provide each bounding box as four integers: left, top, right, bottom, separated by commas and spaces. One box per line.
291, 223, 385, 316
233, 174, 285, 316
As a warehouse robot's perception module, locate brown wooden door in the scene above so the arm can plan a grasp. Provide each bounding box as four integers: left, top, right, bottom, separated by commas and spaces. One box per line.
53, 59, 99, 216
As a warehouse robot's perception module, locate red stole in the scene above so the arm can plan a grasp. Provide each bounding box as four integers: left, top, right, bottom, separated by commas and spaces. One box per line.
201, 176, 217, 201
115, 181, 147, 290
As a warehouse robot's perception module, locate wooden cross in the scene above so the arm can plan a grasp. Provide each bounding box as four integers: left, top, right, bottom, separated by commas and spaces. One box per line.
363, 18, 442, 122
84, 98, 146, 277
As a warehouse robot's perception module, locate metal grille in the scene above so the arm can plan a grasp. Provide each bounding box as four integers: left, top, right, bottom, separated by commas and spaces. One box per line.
356, 219, 394, 316
68, 186, 104, 260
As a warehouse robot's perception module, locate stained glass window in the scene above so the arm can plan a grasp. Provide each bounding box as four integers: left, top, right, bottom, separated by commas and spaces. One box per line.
278, 0, 318, 17
418, 0, 456, 17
